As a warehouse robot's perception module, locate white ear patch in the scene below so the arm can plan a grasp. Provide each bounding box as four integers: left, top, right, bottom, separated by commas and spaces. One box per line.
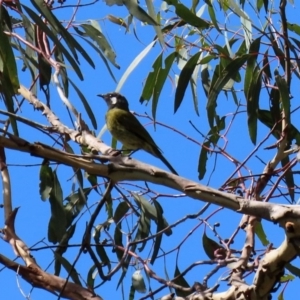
110, 96, 118, 105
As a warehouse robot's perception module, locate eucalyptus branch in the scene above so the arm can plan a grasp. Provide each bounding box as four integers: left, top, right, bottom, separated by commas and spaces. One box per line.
17, 84, 112, 154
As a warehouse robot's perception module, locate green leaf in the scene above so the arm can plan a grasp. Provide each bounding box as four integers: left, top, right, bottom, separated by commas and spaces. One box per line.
39, 162, 53, 201
114, 223, 124, 262
80, 24, 120, 69
214, 42, 235, 59
161, 20, 186, 34
231, 87, 238, 105
15, 13, 37, 87
280, 274, 294, 283
0, 78, 19, 136
73, 28, 117, 83
22, 4, 84, 80
145, 0, 164, 47
0, 5, 12, 31
48, 171, 66, 244
34, 17, 52, 90
137, 211, 151, 252
198, 141, 210, 180
269, 29, 285, 71
140, 52, 176, 119
117, 244, 137, 290
263, 0, 269, 12
286, 263, 300, 278
123, 0, 157, 25
54, 48, 69, 97
287, 23, 300, 35
275, 72, 290, 125
31, 0, 95, 68
257, 109, 300, 145
87, 265, 97, 289
15, 37, 36, 75
262, 50, 272, 80
131, 193, 172, 236
129, 285, 135, 300
208, 115, 226, 144
236, 40, 247, 56
174, 51, 201, 113
152, 52, 177, 119
96, 244, 111, 270
243, 38, 262, 145
113, 201, 130, 224
256, 0, 265, 12
202, 231, 223, 260
64, 142, 84, 188
140, 66, 156, 102
288, 44, 300, 79
55, 253, 82, 285
93, 226, 111, 271
104, 186, 113, 220
150, 201, 164, 265
190, 77, 199, 116
54, 224, 76, 275
86, 172, 98, 191
0, 7, 20, 93
107, 14, 128, 29
68, 79, 97, 129
140, 53, 163, 108
173, 265, 190, 297
278, 290, 284, 300
281, 157, 295, 203
269, 86, 281, 135
191, 0, 200, 12
199, 55, 216, 65
244, 37, 261, 98
246, 66, 262, 145
164, 0, 210, 29
255, 222, 269, 246
201, 66, 210, 97
64, 188, 91, 227
291, 37, 300, 51
207, 55, 248, 128
116, 39, 157, 93
208, 4, 221, 33
38, 54, 52, 88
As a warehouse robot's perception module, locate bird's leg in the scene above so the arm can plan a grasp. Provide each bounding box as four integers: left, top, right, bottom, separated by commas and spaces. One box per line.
112, 148, 138, 156
108, 149, 122, 156
129, 149, 140, 155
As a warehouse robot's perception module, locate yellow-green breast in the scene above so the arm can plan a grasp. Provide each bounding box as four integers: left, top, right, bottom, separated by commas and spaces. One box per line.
106, 108, 148, 150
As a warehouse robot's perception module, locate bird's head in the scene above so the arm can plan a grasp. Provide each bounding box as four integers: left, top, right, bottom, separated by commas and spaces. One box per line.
98, 92, 129, 110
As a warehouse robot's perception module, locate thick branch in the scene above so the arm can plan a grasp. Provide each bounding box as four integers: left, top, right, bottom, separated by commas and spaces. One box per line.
0, 134, 299, 223
17, 85, 113, 155
0, 254, 103, 300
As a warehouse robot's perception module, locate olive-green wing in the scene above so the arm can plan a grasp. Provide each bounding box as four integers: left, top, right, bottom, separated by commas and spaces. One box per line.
115, 109, 161, 151
109, 109, 178, 175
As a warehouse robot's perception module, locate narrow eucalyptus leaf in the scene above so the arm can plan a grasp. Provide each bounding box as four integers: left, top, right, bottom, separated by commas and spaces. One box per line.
31, 0, 95, 68
80, 24, 120, 69
22, 4, 83, 80
164, 0, 210, 28
174, 51, 201, 113
39, 163, 53, 201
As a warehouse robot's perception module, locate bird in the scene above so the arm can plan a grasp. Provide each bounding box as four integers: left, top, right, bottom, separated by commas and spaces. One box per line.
98, 92, 178, 175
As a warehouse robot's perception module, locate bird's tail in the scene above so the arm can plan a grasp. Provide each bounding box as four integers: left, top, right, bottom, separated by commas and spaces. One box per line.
156, 152, 178, 175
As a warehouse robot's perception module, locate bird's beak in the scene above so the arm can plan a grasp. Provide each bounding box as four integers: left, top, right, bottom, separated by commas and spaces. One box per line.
97, 94, 105, 99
